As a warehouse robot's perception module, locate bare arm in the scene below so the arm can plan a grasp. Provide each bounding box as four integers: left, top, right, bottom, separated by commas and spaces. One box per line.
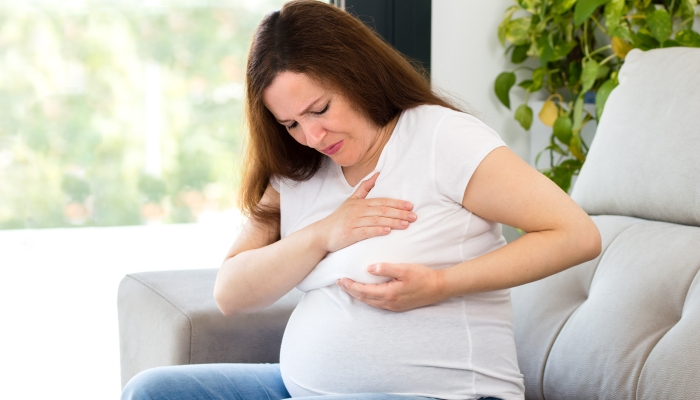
214, 173, 417, 315
214, 183, 326, 315
337, 147, 601, 311
439, 146, 601, 296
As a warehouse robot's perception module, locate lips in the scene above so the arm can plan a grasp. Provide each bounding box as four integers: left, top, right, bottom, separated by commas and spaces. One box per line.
321, 140, 343, 155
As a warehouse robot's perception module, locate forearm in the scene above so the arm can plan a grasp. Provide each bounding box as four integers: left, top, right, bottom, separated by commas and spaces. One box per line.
440, 224, 601, 298
214, 222, 326, 315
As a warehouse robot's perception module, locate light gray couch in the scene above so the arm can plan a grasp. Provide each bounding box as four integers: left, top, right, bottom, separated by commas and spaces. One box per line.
118, 47, 700, 399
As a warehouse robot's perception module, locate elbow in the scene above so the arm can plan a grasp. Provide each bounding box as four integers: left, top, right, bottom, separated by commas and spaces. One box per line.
213, 269, 247, 316
214, 284, 238, 317
213, 276, 261, 316
214, 292, 236, 317
577, 218, 602, 263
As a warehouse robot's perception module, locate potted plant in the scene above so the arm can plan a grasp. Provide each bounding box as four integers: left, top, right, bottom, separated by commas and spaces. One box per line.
495, 0, 700, 192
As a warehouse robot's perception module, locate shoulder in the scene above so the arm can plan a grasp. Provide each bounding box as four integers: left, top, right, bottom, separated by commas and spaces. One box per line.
401, 105, 491, 133
400, 105, 503, 145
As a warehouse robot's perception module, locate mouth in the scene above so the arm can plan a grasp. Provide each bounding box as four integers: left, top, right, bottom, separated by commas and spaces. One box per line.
321, 140, 343, 155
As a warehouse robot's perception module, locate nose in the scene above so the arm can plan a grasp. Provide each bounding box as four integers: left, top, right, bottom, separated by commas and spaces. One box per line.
301, 120, 326, 148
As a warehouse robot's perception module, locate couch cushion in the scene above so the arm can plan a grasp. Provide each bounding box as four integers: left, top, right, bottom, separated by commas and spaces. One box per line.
512, 215, 700, 399
118, 269, 304, 387
571, 47, 700, 227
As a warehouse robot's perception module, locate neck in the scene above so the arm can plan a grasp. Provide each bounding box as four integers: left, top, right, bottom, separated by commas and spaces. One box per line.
342, 114, 399, 186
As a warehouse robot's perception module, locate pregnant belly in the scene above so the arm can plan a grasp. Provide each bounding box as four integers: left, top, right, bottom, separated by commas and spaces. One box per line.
279, 285, 473, 398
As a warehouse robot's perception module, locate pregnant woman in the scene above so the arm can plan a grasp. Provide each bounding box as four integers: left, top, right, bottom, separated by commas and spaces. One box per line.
121, 1, 601, 399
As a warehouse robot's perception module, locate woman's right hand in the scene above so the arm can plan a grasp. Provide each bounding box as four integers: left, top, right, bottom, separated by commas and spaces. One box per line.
314, 172, 417, 253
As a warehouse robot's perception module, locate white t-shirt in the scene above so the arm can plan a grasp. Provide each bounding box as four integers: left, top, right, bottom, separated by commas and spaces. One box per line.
272, 105, 525, 400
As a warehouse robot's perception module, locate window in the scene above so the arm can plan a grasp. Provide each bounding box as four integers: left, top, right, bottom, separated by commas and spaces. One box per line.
0, 2, 287, 399
0, 0, 287, 229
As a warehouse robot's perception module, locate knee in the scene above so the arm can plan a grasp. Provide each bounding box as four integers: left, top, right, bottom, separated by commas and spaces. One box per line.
121, 367, 178, 400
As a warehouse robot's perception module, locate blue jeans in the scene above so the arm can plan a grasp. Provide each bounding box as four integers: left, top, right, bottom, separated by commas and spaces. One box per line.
120, 363, 502, 400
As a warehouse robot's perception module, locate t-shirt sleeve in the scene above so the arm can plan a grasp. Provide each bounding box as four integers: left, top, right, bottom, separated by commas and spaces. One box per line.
434, 113, 507, 204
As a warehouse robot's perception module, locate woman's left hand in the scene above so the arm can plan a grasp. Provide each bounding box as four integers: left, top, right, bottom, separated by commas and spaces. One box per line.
337, 263, 448, 312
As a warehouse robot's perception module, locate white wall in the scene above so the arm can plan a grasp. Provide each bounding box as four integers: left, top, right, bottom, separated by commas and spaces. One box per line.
431, 0, 533, 161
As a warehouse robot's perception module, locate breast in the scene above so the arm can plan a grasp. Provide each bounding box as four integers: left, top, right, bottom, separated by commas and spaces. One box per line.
296, 199, 468, 292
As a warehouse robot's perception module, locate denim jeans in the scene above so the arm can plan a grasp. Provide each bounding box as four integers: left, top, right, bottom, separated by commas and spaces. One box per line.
121, 363, 501, 400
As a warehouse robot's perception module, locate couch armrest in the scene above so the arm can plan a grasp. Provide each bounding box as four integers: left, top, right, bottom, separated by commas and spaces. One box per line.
117, 268, 303, 388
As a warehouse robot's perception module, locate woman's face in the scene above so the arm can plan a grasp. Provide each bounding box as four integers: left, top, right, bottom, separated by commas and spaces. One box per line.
262, 71, 382, 168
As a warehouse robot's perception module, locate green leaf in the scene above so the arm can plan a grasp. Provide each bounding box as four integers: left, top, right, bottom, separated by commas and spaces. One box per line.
550, 41, 577, 61
676, 30, 700, 48
604, 0, 625, 33
647, 9, 672, 43
569, 133, 586, 161
552, 0, 577, 14
596, 64, 610, 79
498, 5, 520, 46
551, 72, 564, 88
537, 35, 554, 64
535, 17, 548, 33
568, 62, 582, 87
680, 0, 697, 30
572, 96, 585, 131
506, 18, 532, 46
610, 25, 634, 42
511, 44, 529, 63
553, 116, 573, 145
495, 72, 516, 109
551, 158, 584, 192
515, 104, 534, 130
518, 79, 534, 90
595, 79, 617, 120
662, 39, 680, 48
519, 0, 538, 13
581, 59, 599, 94
634, 30, 660, 50
574, 0, 609, 26
544, 163, 576, 193
529, 67, 546, 92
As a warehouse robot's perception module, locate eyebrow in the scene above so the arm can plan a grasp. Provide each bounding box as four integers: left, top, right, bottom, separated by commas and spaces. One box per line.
276, 96, 324, 124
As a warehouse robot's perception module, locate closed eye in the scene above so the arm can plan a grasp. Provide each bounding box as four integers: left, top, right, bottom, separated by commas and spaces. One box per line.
313, 102, 329, 115
285, 101, 329, 130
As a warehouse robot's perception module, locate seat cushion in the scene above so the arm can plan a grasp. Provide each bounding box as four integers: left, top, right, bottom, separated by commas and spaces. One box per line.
512, 215, 700, 399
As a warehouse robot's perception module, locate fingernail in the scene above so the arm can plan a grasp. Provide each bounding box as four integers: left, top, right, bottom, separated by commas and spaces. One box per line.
383, 227, 391, 232
404, 202, 412, 209
409, 212, 417, 220
368, 265, 376, 272
401, 220, 408, 227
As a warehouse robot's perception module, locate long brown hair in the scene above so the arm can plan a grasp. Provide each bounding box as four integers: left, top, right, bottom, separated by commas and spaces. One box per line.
241, 0, 460, 225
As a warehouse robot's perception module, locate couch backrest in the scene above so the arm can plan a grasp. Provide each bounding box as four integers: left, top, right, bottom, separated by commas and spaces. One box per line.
511, 47, 700, 400
570, 48, 700, 226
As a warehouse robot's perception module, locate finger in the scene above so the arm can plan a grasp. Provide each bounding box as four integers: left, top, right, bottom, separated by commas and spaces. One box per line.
362, 206, 417, 223
367, 263, 406, 279
351, 172, 379, 200
352, 225, 392, 241
367, 197, 413, 211
357, 216, 411, 230
339, 278, 390, 300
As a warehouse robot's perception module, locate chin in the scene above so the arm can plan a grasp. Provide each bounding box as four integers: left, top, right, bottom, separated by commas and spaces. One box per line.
328, 153, 357, 167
